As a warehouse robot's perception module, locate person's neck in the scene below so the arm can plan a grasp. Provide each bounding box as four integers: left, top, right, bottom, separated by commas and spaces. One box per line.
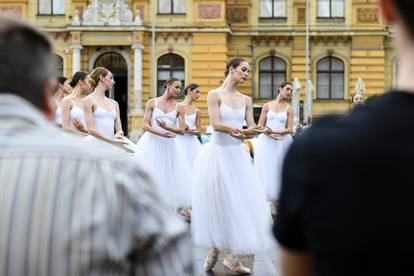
220, 77, 238, 94
275, 95, 286, 105
182, 95, 193, 106
71, 86, 83, 98
53, 90, 64, 103
160, 92, 175, 103
92, 85, 106, 98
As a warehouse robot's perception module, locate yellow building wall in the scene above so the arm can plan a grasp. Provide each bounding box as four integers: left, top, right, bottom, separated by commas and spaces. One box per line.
0, 0, 395, 133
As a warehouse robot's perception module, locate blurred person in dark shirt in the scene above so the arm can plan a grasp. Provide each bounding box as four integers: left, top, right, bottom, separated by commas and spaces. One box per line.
274, 1, 414, 276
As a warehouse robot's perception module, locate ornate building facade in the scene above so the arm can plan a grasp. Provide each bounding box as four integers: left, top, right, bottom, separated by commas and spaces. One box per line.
0, 0, 397, 135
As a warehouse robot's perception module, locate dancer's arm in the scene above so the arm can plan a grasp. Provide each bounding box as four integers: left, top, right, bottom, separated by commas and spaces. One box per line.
186, 108, 201, 136
114, 100, 124, 138
83, 97, 128, 145
257, 102, 269, 127
142, 99, 176, 138
157, 104, 185, 135
266, 106, 294, 135
207, 90, 242, 135
61, 98, 88, 136
61, 97, 73, 132
242, 95, 266, 136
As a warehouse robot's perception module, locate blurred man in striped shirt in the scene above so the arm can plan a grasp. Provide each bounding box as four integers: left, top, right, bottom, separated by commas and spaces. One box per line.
0, 16, 192, 276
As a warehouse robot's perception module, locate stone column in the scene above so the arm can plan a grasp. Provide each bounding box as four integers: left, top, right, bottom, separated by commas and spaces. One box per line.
70, 45, 83, 74
132, 43, 144, 113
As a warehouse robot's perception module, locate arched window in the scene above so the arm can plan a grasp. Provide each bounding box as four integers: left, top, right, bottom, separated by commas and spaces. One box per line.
317, 56, 344, 99
259, 56, 286, 99
54, 54, 64, 77
317, 0, 344, 18
157, 53, 185, 97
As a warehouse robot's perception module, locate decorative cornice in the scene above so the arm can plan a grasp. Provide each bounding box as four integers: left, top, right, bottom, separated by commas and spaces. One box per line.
252, 36, 292, 46
156, 32, 192, 42
311, 35, 351, 46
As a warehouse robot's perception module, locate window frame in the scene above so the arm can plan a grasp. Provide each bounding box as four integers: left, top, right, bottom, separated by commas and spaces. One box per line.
317, 0, 344, 19
258, 56, 287, 100
157, 53, 185, 97
54, 54, 64, 77
38, 0, 65, 15
158, 0, 186, 15
259, 0, 287, 19
316, 56, 344, 100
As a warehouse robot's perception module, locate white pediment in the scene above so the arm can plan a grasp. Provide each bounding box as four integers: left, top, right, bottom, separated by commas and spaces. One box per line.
76, 0, 141, 26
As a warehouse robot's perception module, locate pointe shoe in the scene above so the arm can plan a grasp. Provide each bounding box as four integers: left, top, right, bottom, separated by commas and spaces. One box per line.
223, 257, 251, 275
203, 249, 219, 271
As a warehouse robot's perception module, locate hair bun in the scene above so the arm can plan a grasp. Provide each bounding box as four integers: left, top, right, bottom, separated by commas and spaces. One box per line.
69, 79, 77, 88
89, 78, 97, 88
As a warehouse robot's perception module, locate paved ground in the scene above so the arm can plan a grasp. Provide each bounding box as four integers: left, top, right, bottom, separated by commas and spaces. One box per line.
192, 244, 281, 276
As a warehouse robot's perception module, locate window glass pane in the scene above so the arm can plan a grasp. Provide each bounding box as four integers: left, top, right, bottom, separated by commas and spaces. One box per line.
259, 73, 272, 99
273, 57, 286, 71
273, 73, 286, 97
274, 0, 286, 17
332, 0, 344, 17
273, 73, 286, 89
172, 70, 184, 80
260, 0, 272, 17
259, 57, 271, 70
53, 0, 65, 14
317, 57, 330, 71
331, 73, 344, 99
318, 0, 330, 17
158, 0, 171, 13
158, 70, 171, 80
157, 82, 165, 97
173, 0, 186, 13
39, 0, 51, 14
317, 73, 330, 99
331, 58, 344, 71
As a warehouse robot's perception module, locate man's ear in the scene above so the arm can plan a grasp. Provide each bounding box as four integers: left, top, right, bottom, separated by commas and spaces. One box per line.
379, 0, 397, 25
42, 77, 56, 121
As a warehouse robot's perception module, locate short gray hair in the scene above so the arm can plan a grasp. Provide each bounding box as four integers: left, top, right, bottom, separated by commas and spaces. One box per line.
0, 16, 56, 108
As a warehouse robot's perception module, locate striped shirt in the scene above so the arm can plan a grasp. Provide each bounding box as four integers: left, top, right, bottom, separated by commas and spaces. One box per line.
0, 94, 192, 276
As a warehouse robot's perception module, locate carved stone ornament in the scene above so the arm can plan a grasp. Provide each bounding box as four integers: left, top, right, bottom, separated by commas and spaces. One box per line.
82, 0, 138, 26
198, 3, 221, 19
357, 8, 379, 24
0, 6, 23, 18
227, 7, 248, 24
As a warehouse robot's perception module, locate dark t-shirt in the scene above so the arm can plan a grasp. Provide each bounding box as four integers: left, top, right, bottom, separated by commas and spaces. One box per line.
274, 91, 414, 276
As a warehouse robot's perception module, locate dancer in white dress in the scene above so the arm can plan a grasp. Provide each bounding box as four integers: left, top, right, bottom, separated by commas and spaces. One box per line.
82, 67, 129, 149
254, 82, 294, 214
61, 72, 90, 135
135, 77, 192, 218
53, 76, 71, 127
176, 83, 202, 166
192, 57, 274, 274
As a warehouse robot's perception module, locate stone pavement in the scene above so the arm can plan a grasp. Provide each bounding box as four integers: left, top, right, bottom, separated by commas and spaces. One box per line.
192, 245, 281, 276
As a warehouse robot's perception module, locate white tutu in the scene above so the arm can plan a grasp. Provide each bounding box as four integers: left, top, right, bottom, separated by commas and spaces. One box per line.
254, 134, 293, 201
192, 139, 274, 255
176, 134, 202, 167
134, 132, 191, 209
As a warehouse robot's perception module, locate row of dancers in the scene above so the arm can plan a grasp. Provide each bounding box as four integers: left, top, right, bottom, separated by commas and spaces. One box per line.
52, 67, 134, 151
53, 58, 294, 274
134, 57, 295, 274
